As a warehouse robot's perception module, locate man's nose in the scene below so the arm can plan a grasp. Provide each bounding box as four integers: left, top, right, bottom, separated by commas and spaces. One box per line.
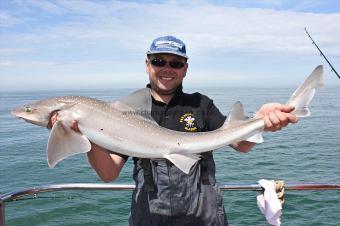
159, 65, 175, 72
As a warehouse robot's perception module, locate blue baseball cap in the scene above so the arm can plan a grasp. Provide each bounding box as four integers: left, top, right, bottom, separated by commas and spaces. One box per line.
147, 35, 188, 59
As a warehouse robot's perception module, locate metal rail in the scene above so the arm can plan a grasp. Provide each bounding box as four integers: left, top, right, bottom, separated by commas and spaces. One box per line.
1, 183, 339, 226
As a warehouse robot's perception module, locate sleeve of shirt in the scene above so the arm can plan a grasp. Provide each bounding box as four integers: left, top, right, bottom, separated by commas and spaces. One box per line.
206, 100, 227, 131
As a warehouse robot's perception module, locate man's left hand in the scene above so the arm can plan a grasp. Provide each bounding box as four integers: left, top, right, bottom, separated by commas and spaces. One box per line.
254, 103, 298, 132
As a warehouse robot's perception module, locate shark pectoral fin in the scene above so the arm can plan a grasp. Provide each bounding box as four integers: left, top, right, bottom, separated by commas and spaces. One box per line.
246, 132, 264, 143
47, 121, 91, 168
164, 153, 200, 174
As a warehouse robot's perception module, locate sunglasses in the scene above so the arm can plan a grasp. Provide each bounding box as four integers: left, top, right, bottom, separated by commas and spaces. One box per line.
149, 58, 186, 69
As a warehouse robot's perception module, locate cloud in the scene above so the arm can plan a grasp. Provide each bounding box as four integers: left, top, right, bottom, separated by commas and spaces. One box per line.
0, 48, 35, 54
0, 11, 26, 27
4, 1, 340, 55
1, 1, 339, 91
0, 60, 62, 67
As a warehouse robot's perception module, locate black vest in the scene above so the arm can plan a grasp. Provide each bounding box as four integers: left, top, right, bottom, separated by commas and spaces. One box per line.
127, 86, 228, 226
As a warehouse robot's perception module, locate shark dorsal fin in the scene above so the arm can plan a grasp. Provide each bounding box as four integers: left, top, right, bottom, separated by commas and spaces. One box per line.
111, 100, 158, 126
121, 88, 152, 112
120, 88, 157, 124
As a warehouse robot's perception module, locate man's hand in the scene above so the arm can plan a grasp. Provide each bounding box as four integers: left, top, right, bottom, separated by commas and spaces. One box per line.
47, 112, 80, 132
254, 103, 298, 132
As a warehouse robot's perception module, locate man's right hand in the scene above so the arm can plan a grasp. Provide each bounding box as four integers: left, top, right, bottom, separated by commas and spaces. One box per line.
47, 112, 58, 129
47, 112, 80, 132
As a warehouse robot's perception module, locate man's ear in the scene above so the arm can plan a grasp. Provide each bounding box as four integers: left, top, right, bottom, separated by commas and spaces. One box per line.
183, 63, 188, 77
145, 59, 150, 74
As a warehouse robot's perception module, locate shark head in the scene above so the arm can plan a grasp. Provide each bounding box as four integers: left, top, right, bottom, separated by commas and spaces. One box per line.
11, 98, 76, 127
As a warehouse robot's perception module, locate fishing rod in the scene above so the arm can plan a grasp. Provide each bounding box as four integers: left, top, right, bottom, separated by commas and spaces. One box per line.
304, 27, 340, 79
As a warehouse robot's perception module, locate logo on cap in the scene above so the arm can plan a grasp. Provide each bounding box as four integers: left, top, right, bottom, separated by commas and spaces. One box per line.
155, 40, 183, 50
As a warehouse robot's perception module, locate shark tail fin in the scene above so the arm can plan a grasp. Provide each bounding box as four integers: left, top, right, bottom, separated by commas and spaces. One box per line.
221, 101, 264, 144
287, 65, 324, 118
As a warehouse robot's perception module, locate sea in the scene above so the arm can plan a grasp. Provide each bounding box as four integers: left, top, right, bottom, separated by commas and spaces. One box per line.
0, 86, 339, 226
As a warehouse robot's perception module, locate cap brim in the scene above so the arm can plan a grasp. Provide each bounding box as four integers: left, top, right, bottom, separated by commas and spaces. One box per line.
147, 50, 188, 59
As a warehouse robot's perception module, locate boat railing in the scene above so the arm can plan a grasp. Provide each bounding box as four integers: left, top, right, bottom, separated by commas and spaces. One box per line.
1, 182, 339, 226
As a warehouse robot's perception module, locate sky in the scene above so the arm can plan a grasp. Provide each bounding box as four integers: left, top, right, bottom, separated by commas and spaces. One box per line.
1, 0, 340, 91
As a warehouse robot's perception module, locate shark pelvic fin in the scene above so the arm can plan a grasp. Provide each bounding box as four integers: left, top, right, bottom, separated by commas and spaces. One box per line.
245, 132, 264, 143
47, 121, 91, 168
164, 153, 200, 174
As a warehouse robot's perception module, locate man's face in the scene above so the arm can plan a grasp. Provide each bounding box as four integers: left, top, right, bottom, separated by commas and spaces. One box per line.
146, 54, 188, 95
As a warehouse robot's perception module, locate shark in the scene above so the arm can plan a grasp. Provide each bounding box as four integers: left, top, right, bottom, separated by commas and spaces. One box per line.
11, 65, 324, 174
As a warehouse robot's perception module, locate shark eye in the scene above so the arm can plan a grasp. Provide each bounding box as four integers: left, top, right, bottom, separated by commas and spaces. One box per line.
25, 107, 32, 113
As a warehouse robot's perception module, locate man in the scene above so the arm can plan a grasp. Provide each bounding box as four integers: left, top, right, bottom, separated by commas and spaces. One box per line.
49, 36, 297, 225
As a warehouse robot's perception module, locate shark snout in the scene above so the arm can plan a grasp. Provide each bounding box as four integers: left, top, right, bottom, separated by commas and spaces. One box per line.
11, 107, 24, 118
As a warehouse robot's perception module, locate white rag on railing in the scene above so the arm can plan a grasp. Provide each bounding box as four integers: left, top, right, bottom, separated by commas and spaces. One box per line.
257, 179, 282, 226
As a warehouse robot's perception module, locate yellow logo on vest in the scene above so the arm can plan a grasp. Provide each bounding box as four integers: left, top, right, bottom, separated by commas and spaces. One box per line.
179, 113, 197, 132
